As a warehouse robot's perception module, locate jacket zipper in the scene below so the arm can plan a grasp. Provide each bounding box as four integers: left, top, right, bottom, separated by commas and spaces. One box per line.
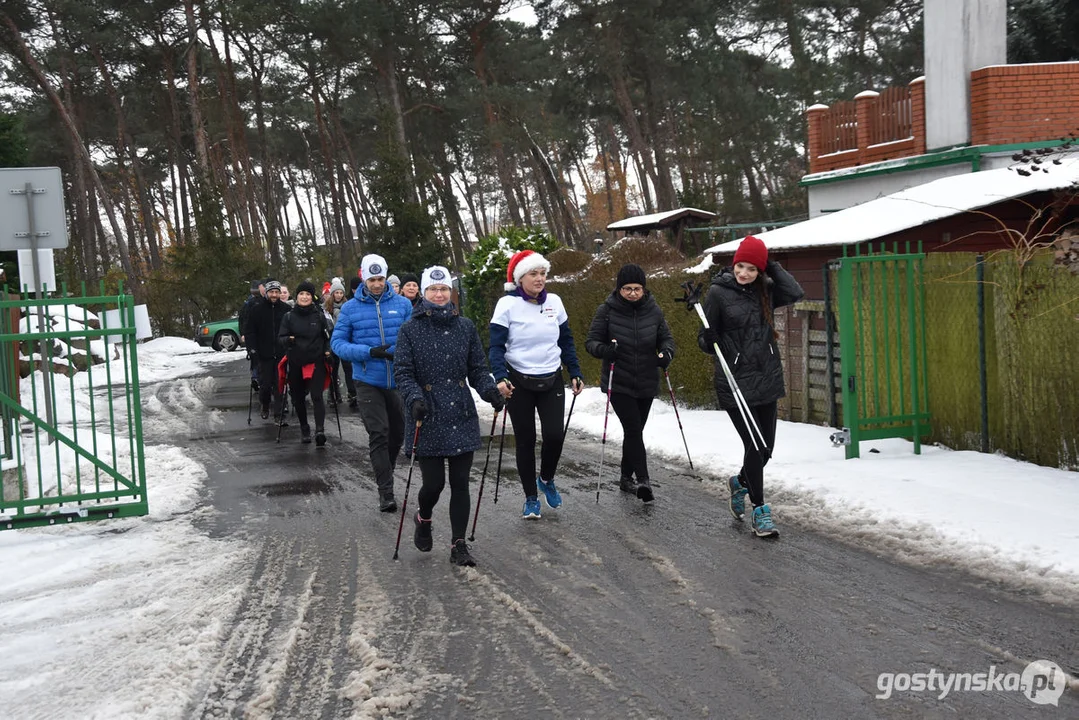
374, 296, 391, 388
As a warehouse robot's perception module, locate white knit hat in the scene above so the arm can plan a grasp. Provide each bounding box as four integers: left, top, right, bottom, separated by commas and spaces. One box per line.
421, 266, 452, 294
360, 254, 388, 279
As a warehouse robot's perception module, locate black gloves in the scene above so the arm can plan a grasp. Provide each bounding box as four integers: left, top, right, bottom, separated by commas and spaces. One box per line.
483, 387, 505, 412
701, 328, 720, 352
411, 400, 427, 422
657, 351, 673, 369
370, 344, 394, 361
601, 341, 620, 362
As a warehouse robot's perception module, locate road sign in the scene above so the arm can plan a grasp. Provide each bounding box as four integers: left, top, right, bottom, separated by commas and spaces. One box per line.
0, 167, 69, 251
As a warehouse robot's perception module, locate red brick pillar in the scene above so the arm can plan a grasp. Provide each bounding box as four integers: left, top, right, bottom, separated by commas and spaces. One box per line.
909, 76, 926, 155
855, 90, 879, 164
806, 104, 829, 174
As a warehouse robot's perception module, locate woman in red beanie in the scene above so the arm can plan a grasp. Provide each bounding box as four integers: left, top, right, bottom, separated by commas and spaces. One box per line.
697, 235, 804, 538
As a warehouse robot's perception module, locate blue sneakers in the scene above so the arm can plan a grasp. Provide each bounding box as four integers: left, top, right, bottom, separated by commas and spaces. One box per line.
537, 476, 563, 509
522, 496, 542, 519
751, 504, 779, 538
728, 476, 748, 520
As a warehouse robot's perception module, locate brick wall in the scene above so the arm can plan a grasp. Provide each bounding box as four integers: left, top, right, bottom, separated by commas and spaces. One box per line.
970, 62, 1079, 146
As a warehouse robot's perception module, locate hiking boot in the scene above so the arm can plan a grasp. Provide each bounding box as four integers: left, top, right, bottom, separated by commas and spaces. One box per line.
537, 476, 562, 509
619, 475, 636, 493
260, 404, 269, 420
728, 476, 748, 520
450, 539, 476, 567
300, 425, 312, 444
315, 429, 326, 447
751, 504, 779, 538
348, 394, 358, 409
413, 512, 433, 552
635, 478, 654, 504
522, 496, 541, 519
251, 378, 260, 391
379, 493, 398, 513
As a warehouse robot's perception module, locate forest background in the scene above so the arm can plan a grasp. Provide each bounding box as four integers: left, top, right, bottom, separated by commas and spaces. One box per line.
1, 0, 1077, 336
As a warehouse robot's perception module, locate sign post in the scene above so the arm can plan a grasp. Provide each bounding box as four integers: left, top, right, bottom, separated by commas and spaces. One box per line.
1, 168, 69, 439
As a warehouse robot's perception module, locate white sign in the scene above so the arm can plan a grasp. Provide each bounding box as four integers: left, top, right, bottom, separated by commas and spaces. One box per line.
0, 167, 69, 250
16, 248, 56, 292
101, 304, 152, 344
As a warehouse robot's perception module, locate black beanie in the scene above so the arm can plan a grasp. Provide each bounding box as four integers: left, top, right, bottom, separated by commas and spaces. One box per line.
296, 280, 318, 299
398, 272, 420, 287
349, 276, 362, 291
616, 263, 647, 290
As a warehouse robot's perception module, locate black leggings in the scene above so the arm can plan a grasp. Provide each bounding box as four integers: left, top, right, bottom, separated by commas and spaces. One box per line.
287, 360, 326, 430
725, 401, 778, 507
417, 452, 474, 541
506, 384, 565, 497
609, 393, 654, 481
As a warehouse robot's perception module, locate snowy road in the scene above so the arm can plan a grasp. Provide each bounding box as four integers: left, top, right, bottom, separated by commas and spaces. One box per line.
143, 359, 1076, 718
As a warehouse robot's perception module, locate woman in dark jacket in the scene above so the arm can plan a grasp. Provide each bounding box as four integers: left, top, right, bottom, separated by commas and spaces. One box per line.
278, 281, 332, 446
395, 266, 503, 567
697, 236, 804, 538
585, 264, 675, 503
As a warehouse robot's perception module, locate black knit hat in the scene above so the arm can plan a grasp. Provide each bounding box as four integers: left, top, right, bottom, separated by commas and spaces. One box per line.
615, 263, 647, 290
349, 276, 362, 292
296, 280, 318, 299
398, 272, 420, 288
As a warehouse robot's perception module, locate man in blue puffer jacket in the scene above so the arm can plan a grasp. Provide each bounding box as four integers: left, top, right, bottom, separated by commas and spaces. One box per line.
331, 254, 414, 512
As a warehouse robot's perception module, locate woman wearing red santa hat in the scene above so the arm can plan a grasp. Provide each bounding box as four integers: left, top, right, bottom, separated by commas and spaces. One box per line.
697, 235, 803, 538
489, 249, 585, 519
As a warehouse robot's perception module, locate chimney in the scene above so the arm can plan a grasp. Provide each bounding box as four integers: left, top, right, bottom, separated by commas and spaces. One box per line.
923, 0, 1006, 151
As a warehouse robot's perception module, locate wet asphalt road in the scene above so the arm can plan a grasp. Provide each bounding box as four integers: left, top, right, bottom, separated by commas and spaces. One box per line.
150, 359, 1076, 719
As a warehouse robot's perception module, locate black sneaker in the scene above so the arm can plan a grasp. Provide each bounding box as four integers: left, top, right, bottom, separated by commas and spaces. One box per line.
619, 476, 636, 493
450, 539, 476, 567
636, 479, 654, 504
379, 493, 397, 513
413, 512, 433, 552
348, 395, 358, 409
251, 378, 260, 391
260, 405, 269, 420
315, 430, 326, 447
300, 425, 312, 444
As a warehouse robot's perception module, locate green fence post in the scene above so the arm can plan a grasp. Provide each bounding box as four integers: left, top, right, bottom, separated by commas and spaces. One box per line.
836, 257, 860, 459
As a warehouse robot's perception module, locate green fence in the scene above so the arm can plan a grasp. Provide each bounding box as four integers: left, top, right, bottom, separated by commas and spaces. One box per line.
0, 285, 148, 530
833, 242, 930, 459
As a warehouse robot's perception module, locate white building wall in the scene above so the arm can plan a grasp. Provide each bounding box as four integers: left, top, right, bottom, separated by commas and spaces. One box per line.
924, 0, 1006, 150
808, 164, 973, 217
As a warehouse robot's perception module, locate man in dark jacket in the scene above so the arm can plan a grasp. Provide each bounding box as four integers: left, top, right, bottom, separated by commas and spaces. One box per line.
245, 279, 290, 421
239, 279, 265, 390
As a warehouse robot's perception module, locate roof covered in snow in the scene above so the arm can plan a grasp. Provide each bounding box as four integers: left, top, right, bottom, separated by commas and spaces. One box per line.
704, 154, 1079, 254
607, 207, 717, 232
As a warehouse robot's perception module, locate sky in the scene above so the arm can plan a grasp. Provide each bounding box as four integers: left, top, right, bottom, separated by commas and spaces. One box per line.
0, 337, 1077, 717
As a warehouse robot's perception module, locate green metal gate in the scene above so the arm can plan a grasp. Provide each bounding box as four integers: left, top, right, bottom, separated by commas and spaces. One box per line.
832, 243, 930, 459
0, 285, 148, 529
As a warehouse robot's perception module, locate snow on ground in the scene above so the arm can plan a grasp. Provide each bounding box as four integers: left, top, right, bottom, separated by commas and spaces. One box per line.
1, 335, 1077, 717
0, 340, 252, 719
560, 386, 1079, 603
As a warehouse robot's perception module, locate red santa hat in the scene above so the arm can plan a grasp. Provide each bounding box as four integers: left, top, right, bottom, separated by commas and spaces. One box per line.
504, 250, 551, 292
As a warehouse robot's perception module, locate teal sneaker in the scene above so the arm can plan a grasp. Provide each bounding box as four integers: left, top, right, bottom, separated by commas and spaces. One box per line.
522, 496, 541, 519
728, 476, 748, 520
537, 476, 563, 509
751, 504, 779, 538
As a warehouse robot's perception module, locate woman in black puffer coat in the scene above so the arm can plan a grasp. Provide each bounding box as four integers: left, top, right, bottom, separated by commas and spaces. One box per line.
697, 236, 804, 538
585, 264, 675, 503
394, 266, 503, 567
278, 281, 331, 446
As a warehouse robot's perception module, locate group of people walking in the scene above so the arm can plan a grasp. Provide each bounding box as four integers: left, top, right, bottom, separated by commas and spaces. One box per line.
239, 235, 803, 566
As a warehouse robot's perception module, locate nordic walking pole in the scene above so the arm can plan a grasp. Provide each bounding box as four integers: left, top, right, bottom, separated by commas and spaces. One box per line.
247, 378, 254, 425
468, 409, 501, 541
492, 405, 509, 504
328, 361, 342, 439
596, 360, 615, 503
393, 421, 423, 561
561, 391, 577, 445
663, 368, 693, 470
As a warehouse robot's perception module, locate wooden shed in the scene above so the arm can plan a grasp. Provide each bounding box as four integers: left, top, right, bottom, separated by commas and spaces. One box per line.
606, 207, 718, 253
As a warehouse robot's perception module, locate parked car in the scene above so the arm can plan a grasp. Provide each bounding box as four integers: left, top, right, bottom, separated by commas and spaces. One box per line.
195, 317, 243, 352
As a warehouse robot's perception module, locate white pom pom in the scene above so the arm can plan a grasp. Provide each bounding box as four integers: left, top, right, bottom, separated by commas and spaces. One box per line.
504, 281, 517, 292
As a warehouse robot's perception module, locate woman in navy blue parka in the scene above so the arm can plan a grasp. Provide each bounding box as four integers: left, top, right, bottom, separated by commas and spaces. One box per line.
394, 266, 504, 567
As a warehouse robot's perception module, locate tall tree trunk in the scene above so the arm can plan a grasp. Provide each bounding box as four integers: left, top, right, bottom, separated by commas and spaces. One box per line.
182, 0, 211, 178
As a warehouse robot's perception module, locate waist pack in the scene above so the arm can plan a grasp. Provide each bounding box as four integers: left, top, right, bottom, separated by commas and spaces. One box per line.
508, 365, 562, 393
